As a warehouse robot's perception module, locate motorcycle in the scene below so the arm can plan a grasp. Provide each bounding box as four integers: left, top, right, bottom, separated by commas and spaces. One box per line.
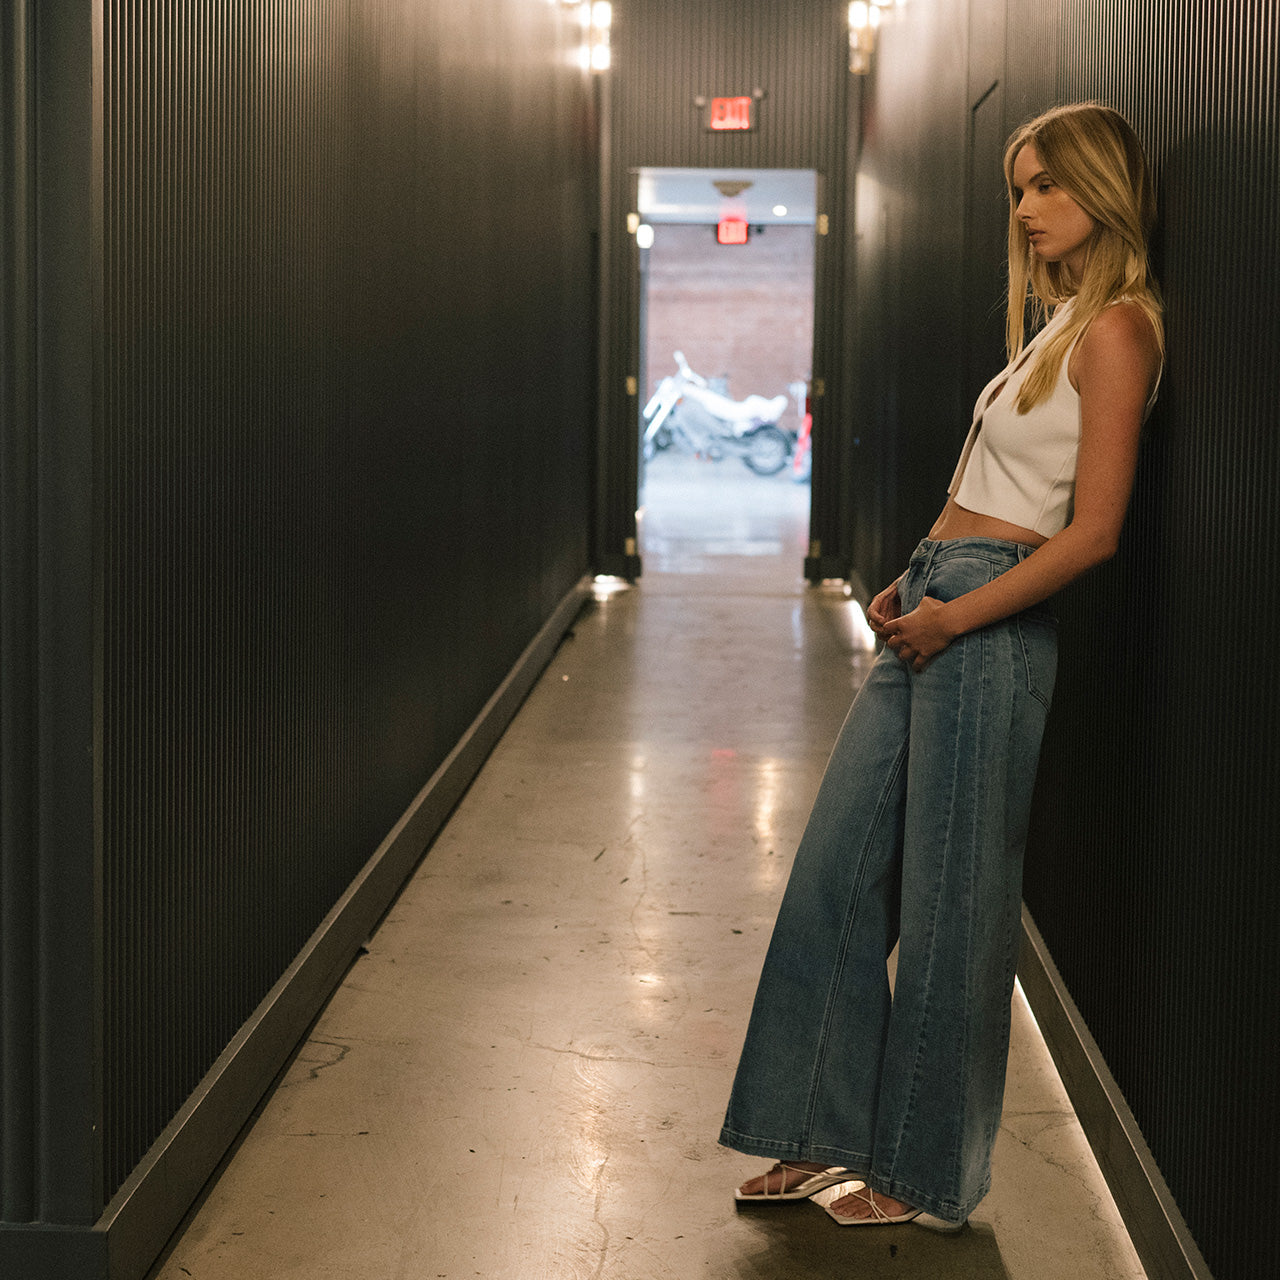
641, 351, 792, 476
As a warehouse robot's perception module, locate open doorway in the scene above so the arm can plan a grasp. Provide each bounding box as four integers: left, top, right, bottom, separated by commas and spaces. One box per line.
635, 168, 817, 586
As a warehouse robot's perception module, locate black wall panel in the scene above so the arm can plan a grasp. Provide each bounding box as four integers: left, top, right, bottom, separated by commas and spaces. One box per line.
1033, 6, 1280, 1279
856, 3, 1279, 1277
3, 0, 597, 1255
2, 0, 102, 1231
602, 0, 854, 578
846, 0, 974, 592
96, 0, 596, 1208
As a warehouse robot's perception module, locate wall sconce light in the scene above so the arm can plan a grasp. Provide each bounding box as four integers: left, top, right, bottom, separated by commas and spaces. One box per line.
849, 1, 891, 75
575, 1, 611, 73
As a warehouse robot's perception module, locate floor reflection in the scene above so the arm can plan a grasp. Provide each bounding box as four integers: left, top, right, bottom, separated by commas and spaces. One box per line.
639, 449, 811, 585
724, 1204, 1011, 1279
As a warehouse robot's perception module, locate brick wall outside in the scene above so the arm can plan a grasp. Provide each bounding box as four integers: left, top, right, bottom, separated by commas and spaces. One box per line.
643, 222, 815, 433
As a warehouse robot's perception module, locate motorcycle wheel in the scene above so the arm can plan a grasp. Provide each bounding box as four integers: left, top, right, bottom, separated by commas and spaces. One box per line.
642, 424, 672, 461
742, 425, 791, 476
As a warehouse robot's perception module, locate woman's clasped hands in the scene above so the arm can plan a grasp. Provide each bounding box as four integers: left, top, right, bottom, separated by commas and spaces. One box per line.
866, 580, 956, 672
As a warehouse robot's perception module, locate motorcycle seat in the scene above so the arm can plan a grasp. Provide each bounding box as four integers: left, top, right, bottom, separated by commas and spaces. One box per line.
693, 389, 787, 423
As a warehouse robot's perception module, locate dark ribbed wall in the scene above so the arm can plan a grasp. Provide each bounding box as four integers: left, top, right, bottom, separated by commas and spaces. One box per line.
846, 0, 973, 591
97, 0, 595, 1206
855, 3, 1279, 1277
1038, 6, 1280, 1278
2, 0, 101, 1237
2, 0, 595, 1268
602, 0, 854, 579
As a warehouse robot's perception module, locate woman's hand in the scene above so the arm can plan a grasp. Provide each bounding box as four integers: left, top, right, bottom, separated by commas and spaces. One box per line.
868, 578, 956, 671
879, 597, 957, 672
866, 579, 903, 635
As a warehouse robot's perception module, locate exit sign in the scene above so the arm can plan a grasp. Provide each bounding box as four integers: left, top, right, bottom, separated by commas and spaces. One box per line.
707, 96, 754, 132
717, 219, 749, 245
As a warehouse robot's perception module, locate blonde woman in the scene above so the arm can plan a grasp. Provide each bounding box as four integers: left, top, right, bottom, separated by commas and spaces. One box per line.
722, 103, 1163, 1228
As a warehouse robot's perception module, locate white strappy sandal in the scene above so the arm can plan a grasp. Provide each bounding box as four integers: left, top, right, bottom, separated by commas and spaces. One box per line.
734, 1163, 854, 1202
823, 1185, 922, 1226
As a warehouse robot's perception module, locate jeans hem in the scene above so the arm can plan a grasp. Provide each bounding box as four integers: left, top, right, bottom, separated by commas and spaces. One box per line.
718, 1127, 870, 1176
870, 1169, 989, 1225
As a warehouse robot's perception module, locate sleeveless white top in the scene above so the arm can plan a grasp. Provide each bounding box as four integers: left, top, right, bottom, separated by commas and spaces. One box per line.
948, 300, 1083, 538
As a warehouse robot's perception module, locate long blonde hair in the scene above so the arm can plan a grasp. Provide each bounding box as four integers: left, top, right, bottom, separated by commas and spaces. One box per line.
1004, 102, 1164, 411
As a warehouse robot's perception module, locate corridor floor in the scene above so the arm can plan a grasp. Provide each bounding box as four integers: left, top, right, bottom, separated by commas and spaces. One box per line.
151, 459, 1147, 1280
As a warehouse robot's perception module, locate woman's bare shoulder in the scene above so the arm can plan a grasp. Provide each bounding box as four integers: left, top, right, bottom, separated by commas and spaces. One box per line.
1072, 300, 1161, 391
1089, 299, 1160, 350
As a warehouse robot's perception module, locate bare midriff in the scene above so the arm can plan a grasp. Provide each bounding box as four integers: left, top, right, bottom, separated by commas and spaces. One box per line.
927, 497, 1048, 549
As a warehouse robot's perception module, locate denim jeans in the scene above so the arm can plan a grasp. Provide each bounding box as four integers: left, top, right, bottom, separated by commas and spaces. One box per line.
720, 537, 1058, 1223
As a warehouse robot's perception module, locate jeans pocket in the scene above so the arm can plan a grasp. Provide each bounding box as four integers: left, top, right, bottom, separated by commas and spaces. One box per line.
919, 555, 992, 607
1015, 611, 1059, 710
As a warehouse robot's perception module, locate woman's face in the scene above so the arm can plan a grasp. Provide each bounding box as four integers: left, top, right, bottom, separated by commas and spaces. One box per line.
1012, 143, 1097, 280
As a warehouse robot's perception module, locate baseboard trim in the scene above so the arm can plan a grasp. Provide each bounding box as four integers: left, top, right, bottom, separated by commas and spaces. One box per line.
1018, 906, 1214, 1280
0, 576, 592, 1280
803, 553, 853, 584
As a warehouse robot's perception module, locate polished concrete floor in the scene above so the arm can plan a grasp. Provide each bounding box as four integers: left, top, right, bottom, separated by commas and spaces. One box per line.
150, 455, 1147, 1279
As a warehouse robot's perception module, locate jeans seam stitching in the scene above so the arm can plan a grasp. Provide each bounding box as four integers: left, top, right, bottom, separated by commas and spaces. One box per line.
802, 737, 909, 1145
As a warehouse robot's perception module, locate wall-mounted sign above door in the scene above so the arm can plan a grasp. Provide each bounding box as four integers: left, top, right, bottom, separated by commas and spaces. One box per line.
716, 218, 750, 244
693, 91, 765, 132
707, 95, 754, 131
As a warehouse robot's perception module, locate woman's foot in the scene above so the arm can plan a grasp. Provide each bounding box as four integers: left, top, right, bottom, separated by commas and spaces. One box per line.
734, 1161, 852, 1201
824, 1186, 921, 1226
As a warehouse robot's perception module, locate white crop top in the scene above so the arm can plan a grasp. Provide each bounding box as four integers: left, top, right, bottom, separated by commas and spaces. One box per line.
948, 299, 1083, 538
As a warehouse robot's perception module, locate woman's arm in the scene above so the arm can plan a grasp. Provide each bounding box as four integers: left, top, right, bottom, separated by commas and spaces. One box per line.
881, 302, 1161, 671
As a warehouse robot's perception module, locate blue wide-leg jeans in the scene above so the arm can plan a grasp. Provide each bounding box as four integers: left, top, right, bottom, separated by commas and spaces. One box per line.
719, 537, 1058, 1224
